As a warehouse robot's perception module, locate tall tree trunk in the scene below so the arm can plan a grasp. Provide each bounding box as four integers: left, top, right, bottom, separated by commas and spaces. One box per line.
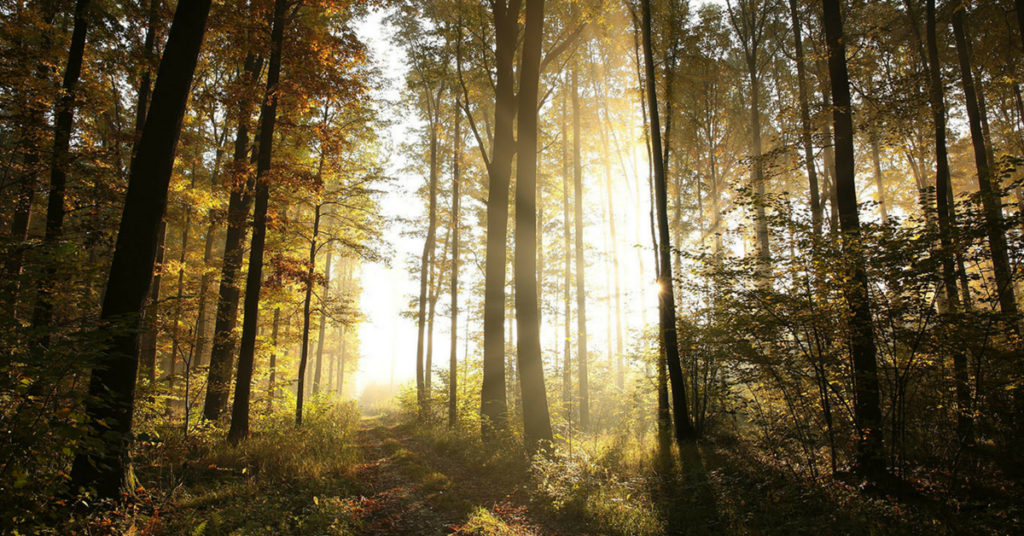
821, 0, 885, 478
70, 0, 212, 498
449, 94, 462, 429
571, 64, 589, 431
202, 52, 262, 421
139, 221, 166, 385
788, 0, 823, 239
427, 229, 446, 395
416, 91, 441, 409
514, 0, 553, 451
480, 0, 520, 438
228, 0, 288, 443
168, 196, 192, 386
314, 244, 333, 394
297, 205, 321, 424
31, 0, 92, 336
193, 137, 226, 368
267, 307, 279, 410
561, 74, 572, 415
951, 4, 1018, 323
920, 0, 972, 444
641, 0, 695, 447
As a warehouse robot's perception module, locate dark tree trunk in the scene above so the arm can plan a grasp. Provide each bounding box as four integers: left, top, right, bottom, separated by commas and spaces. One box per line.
267, 307, 280, 410
514, 0, 553, 451
70, 0, 212, 498
788, 0, 822, 239
314, 244, 333, 394
821, 0, 885, 479
31, 0, 92, 335
641, 0, 695, 447
951, 3, 1018, 323
228, 0, 287, 443
296, 204, 321, 425
919, 0, 972, 445
480, 0, 520, 438
203, 52, 262, 421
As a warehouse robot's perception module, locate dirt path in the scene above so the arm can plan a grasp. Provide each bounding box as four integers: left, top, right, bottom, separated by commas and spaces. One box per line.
343, 416, 563, 535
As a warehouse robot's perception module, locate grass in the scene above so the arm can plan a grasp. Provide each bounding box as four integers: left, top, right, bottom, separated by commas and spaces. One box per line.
23, 403, 1023, 535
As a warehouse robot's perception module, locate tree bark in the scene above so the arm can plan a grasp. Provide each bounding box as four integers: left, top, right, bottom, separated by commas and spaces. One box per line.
788, 0, 823, 239
203, 52, 262, 421
480, 0, 520, 438
514, 0, 553, 451
314, 244, 333, 394
641, 0, 695, 447
31, 0, 92, 335
296, 203, 321, 424
951, 3, 1018, 323
416, 89, 441, 409
228, 0, 287, 443
449, 92, 462, 428
821, 0, 885, 478
70, 0, 212, 498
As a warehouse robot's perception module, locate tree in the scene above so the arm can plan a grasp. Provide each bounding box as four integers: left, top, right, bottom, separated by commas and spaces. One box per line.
31, 0, 92, 336
228, 0, 289, 443
513, 0, 553, 450
640, 0, 694, 447
70, 0, 213, 498
203, 52, 262, 421
820, 0, 885, 479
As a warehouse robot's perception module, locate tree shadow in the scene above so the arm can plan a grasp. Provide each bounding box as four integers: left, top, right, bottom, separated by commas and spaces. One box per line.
659, 440, 724, 536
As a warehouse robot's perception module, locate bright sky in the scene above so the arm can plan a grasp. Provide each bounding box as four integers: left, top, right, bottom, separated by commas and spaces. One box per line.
351, 9, 423, 395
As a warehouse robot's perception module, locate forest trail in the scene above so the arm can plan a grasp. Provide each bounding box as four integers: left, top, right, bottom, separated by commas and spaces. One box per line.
346, 416, 563, 535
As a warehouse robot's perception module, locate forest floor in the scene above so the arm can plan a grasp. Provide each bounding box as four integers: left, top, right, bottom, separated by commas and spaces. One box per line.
45, 405, 1022, 535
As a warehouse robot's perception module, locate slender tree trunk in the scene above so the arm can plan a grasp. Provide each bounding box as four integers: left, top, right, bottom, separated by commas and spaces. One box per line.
951, 4, 1018, 323
70, 0, 212, 498
561, 74, 572, 415
297, 205, 321, 424
481, 0, 520, 438
202, 52, 262, 421
571, 64, 589, 431
821, 0, 885, 479
139, 221, 166, 385
228, 0, 288, 443
427, 230, 446, 395
746, 58, 770, 270
449, 94, 462, 428
788, 0, 822, 238
31, 0, 92, 336
416, 92, 441, 409
268, 307, 279, 410
918, 0, 972, 444
641, 0, 695, 447
314, 242, 333, 394
168, 198, 192, 387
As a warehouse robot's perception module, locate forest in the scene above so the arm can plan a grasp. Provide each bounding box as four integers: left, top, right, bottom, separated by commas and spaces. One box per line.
2, 0, 1024, 533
